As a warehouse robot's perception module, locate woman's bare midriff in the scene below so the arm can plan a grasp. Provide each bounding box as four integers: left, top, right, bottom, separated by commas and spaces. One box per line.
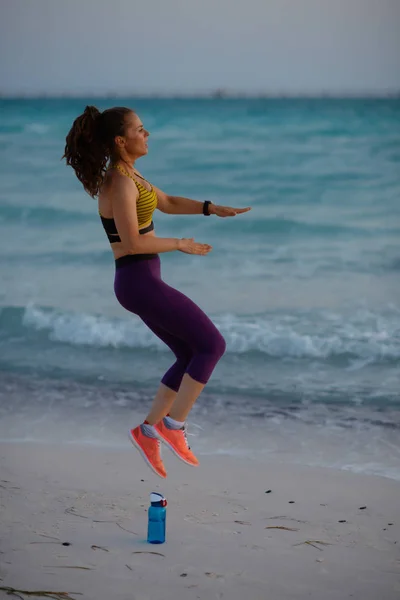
109, 228, 156, 260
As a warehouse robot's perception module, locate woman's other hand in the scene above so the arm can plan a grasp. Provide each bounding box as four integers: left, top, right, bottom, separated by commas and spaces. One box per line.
178, 238, 213, 255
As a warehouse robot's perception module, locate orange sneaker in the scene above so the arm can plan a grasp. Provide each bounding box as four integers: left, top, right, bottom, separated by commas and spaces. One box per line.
129, 425, 167, 479
155, 420, 199, 467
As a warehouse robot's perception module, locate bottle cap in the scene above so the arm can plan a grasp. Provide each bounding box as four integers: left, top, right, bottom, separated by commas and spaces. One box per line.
150, 492, 167, 507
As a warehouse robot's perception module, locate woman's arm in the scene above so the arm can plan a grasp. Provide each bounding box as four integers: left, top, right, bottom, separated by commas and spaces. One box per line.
112, 177, 179, 253
154, 185, 205, 215
153, 184, 251, 217
112, 177, 211, 255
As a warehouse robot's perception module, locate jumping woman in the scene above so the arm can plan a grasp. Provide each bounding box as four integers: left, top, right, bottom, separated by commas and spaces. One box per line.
63, 106, 251, 478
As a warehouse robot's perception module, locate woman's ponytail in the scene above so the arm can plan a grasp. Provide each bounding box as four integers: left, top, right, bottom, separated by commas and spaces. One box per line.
63, 105, 131, 198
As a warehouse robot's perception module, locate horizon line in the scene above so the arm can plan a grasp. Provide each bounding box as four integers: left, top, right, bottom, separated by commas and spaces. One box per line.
1, 91, 400, 100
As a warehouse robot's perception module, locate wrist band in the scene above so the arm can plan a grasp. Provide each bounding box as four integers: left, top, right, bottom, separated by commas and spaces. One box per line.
203, 200, 212, 216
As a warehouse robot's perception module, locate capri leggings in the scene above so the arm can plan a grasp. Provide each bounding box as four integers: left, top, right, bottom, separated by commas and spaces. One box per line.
113, 254, 226, 392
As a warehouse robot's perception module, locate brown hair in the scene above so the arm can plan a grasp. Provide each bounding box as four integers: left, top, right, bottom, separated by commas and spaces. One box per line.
63, 105, 132, 197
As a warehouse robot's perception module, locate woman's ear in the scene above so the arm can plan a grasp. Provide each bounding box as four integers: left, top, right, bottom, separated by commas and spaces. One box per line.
115, 136, 125, 149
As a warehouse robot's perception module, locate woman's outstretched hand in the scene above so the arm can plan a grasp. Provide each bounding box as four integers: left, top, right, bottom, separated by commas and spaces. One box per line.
178, 238, 213, 255
210, 205, 252, 218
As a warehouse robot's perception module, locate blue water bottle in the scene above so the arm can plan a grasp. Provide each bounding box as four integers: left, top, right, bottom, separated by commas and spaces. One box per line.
147, 492, 167, 544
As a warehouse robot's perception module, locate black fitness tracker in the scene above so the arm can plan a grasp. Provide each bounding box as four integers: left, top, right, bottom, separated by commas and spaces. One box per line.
203, 200, 212, 216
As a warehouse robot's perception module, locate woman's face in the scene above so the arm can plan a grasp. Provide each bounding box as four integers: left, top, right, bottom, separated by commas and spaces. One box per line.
118, 111, 149, 159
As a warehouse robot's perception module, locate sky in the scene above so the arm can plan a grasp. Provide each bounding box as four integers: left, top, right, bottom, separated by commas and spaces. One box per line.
0, 0, 399, 96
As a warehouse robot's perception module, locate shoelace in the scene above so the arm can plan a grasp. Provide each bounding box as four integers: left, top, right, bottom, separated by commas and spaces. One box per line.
151, 437, 162, 456
181, 424, 191, 449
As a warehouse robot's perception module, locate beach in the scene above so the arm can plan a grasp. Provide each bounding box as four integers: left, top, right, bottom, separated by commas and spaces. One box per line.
1, 440, 399, 600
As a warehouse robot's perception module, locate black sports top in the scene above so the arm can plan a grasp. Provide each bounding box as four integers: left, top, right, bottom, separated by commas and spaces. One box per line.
100, 217, 154, 243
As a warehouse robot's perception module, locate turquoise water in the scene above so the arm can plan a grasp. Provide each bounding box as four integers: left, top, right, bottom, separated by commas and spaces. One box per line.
0, 98, 399, 477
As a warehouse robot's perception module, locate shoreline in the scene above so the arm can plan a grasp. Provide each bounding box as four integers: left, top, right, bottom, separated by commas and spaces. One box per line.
1, 372, 400, 485
1, 441, 399, 600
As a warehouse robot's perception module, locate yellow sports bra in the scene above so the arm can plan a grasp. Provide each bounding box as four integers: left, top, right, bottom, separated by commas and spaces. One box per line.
110, 164, 158, 228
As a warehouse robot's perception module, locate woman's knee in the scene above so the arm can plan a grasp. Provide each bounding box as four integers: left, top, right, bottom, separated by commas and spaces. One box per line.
215, 330, 227, 359
186, 330, 226, 384
204, 328, 226, 362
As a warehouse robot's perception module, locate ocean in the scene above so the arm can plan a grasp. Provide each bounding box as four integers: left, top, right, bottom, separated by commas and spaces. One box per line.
0, 97, 399, 479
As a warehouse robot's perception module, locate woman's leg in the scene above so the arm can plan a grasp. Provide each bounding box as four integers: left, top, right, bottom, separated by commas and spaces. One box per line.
115, 257, 226, 389
135, 279, 226, 421
115, 258, 226, 472
131, 317, 206, 469
144, 383, 176, 426
168, 373, 206, 422
140, 317, 193, 425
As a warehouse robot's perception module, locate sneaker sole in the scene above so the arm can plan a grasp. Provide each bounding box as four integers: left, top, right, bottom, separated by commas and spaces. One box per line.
156, 431, 199, 467
128, 431, 166, 479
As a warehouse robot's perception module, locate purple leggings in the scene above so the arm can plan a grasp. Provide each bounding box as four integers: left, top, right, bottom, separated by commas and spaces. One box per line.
114, 255, 226, 392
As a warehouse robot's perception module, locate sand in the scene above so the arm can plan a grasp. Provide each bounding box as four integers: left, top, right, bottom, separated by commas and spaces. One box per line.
0, 441, 399, 600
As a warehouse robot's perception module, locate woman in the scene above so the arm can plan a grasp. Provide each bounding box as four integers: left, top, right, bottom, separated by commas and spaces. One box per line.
63, 105, 251, 478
